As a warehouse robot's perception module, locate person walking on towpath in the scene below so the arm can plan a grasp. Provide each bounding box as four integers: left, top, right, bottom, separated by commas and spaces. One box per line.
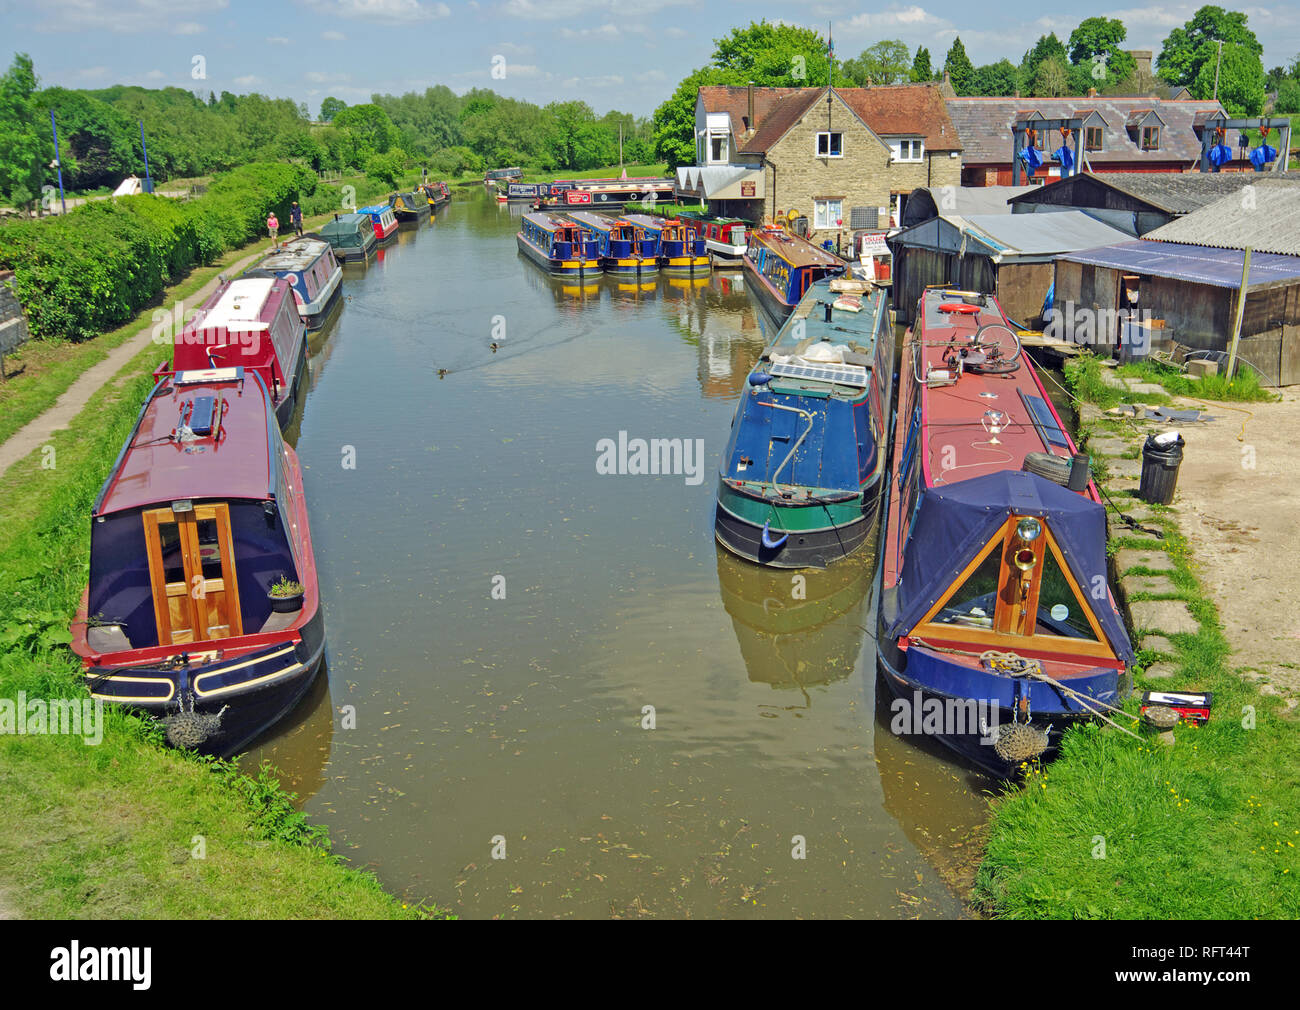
267, 210, 280, 248
290, 201, 303, 238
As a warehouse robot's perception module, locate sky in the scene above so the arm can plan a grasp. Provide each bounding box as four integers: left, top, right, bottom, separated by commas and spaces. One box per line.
2, 0, 1298, 118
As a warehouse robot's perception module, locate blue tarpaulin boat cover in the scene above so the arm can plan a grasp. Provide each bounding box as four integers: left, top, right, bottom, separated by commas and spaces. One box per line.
886, 470, 1134, 665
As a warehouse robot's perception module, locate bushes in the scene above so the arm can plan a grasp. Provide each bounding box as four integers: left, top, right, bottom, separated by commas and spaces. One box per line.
0, 161, 316, 341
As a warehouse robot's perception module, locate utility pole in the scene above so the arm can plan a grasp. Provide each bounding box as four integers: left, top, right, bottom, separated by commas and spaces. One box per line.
49, 110, 67, 215
1213, 39, 1223, 101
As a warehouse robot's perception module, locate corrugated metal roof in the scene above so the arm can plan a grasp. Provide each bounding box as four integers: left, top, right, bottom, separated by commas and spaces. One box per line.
891, 210, 1129, 262
1143, 183, 1300, 255
1059, 239, 1300, 289
675, 164, 762, 199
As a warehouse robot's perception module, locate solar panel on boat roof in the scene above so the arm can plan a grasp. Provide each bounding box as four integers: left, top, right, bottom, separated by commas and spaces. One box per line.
768, 361, 869, 387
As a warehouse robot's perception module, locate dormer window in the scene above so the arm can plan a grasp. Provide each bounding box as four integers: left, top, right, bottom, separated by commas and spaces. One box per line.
890, 139, 924, 162
710, 134, 728, 163
1085, 126, 1103, 151
1141, 126, 1160, 151
817, 132, 843, 158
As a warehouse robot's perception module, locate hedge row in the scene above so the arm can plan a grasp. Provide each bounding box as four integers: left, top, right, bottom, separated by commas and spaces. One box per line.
0, 162, 316, 342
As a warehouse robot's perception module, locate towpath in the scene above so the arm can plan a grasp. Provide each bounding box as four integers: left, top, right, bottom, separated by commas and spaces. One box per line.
0, 247, 268, 479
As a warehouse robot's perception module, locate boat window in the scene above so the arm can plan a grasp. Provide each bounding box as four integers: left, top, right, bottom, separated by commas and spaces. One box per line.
932, 547, 1001, 629
1035, 544, 1099, 640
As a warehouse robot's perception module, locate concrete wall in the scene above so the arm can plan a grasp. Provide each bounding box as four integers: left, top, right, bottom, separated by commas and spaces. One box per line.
760, 92, 960, 244
0, 270, 30, 361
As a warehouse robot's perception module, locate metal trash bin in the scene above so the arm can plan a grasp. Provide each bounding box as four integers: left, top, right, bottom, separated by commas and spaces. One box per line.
1138, 431, 1184, 505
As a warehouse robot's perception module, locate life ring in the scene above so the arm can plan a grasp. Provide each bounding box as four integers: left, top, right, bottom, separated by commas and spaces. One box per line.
938, 303, 981, 314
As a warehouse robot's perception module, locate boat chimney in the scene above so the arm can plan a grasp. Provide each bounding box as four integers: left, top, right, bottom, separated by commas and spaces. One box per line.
824, 302, 832, 322
1068, 452, 1091, 492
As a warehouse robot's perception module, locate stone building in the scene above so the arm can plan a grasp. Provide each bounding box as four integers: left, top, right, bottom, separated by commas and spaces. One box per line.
690, 84, 962, 245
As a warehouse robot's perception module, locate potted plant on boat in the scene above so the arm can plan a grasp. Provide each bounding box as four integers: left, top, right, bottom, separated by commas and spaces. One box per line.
268, 575, 304, 613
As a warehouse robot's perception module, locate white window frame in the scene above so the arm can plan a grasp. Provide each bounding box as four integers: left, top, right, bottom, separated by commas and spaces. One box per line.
816, 132, 843, 158
813, 198, 843, 230
890, 138, 924, 162
708, 133, 729, 164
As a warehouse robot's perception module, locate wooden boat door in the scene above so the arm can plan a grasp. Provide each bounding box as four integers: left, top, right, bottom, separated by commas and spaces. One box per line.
143, 503, 244, 647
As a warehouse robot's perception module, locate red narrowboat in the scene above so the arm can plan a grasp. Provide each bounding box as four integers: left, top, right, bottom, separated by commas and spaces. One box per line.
170, 276, 309, 429
70, 366, 325, 755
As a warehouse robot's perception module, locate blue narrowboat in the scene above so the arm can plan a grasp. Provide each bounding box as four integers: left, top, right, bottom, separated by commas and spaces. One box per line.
715, 278, 893, 569
516, 212, 600, 276
389, 190, 430, 222
566, 211, 658, 276
243, 236, 343, 331
357, 203, 400, 244
69, 366, 326, 756
622, 213, 711, 275
877, 287, 1134, 776
743, 223, 847, 324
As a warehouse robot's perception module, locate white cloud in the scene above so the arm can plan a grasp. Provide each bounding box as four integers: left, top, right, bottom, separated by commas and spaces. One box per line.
233, 74, 263, 86
502, 0, 686, 19
33, 0, 227, 34
299, 0, 450, 22
322, 30, 346, 40
145, 69, 165, 79
267, 36, 291, 44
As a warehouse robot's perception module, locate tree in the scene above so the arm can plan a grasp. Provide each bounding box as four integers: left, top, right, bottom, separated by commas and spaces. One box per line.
970, 60, 1019, 97
1019, 34, 1069, 93
1068, 17, 1136, 88
365, 148, 407, 189
332, 103, 397, 158
911, 46, 933, 82
0, 53, 51, 212
1276, 78, 1300, 114
544, 100, 614, 171
711, 20, 851, 87
1032, 55, 1071, 97
1157, 5, 1262, 87
1192, 41, 1266, 114
842, 40, 911, 86
943, 37, 975, 95
319, 96, 346, 122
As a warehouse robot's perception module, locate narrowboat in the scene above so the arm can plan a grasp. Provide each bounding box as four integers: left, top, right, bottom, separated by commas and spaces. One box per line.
677, 211, 750, 262
622, 213, 710, 276
715, 277, 893, 568
171, 276, 308, 428
516, 212, 600, 276
421, 180, 451, 209
319, 212, 377, 262
358, 203, 400, 244
389, 191, 430, 222
485, 167, 523, 188
243, 235, 342, 331
69, 366, 325, 756
566, 210, 658, 276
877, 287, 1134, 776
743, 223, 847, 324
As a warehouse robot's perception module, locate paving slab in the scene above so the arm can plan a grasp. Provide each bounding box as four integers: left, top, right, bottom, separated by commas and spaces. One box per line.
1086, 437, 1133, 457
1122, 573, 1180, 597
1127, 381, 1168, 395
1141, 663, 1178, 680
1129, 599, 1200, 636
1139, 634, 1177, 655
1105, 457, 1143, 480
1116, 547, 1175, 573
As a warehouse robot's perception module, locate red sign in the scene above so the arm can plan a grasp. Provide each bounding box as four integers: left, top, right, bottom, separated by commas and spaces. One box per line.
566, 190, 592, 204
741, 182, 755, 197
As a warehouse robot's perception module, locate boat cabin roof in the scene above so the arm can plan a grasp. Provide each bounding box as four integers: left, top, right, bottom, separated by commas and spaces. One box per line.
195, 278, 283, 332
762, 279, 884, 384
357, 203, 394, 216
94, 368, 277, 516
619, 213, 665, 232
566, 210, 617, 232
523, 212, 580, 232
320, 214, 368, 235
257, 237, 332, 273
753, 226, 844, 268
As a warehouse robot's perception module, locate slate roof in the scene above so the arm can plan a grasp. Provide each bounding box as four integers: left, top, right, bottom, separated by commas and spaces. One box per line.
945, 97, 1224, 165
1010, 170, 1300, 215
1144, 182, 1300, 255
697, 84, 960, 156
1059, 240, 1300, 290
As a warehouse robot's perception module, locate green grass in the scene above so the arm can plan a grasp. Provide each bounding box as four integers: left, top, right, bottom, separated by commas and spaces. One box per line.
0, 342, 454, 919
1115, 359, 1277, 403
973, 368, 1300, 919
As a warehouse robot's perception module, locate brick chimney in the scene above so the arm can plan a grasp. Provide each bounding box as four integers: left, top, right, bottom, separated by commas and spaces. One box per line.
747, 82, 755, 136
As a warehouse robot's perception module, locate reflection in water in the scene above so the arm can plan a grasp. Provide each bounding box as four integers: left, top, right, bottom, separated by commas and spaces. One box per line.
240, 189, 984, 918
242, 661, 336, 803
716, 546, 871, 705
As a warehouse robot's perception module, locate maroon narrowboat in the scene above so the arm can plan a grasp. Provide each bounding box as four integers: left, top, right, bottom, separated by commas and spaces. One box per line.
170, 276, 308, 429
69, 366, 325, 756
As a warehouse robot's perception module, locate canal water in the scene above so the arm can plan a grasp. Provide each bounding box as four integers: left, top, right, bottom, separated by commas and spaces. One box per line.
244, 189, 992, 919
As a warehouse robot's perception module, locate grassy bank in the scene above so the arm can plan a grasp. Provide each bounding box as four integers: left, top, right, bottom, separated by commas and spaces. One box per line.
973, 360, 1299, 919
0, 318, 449, 919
